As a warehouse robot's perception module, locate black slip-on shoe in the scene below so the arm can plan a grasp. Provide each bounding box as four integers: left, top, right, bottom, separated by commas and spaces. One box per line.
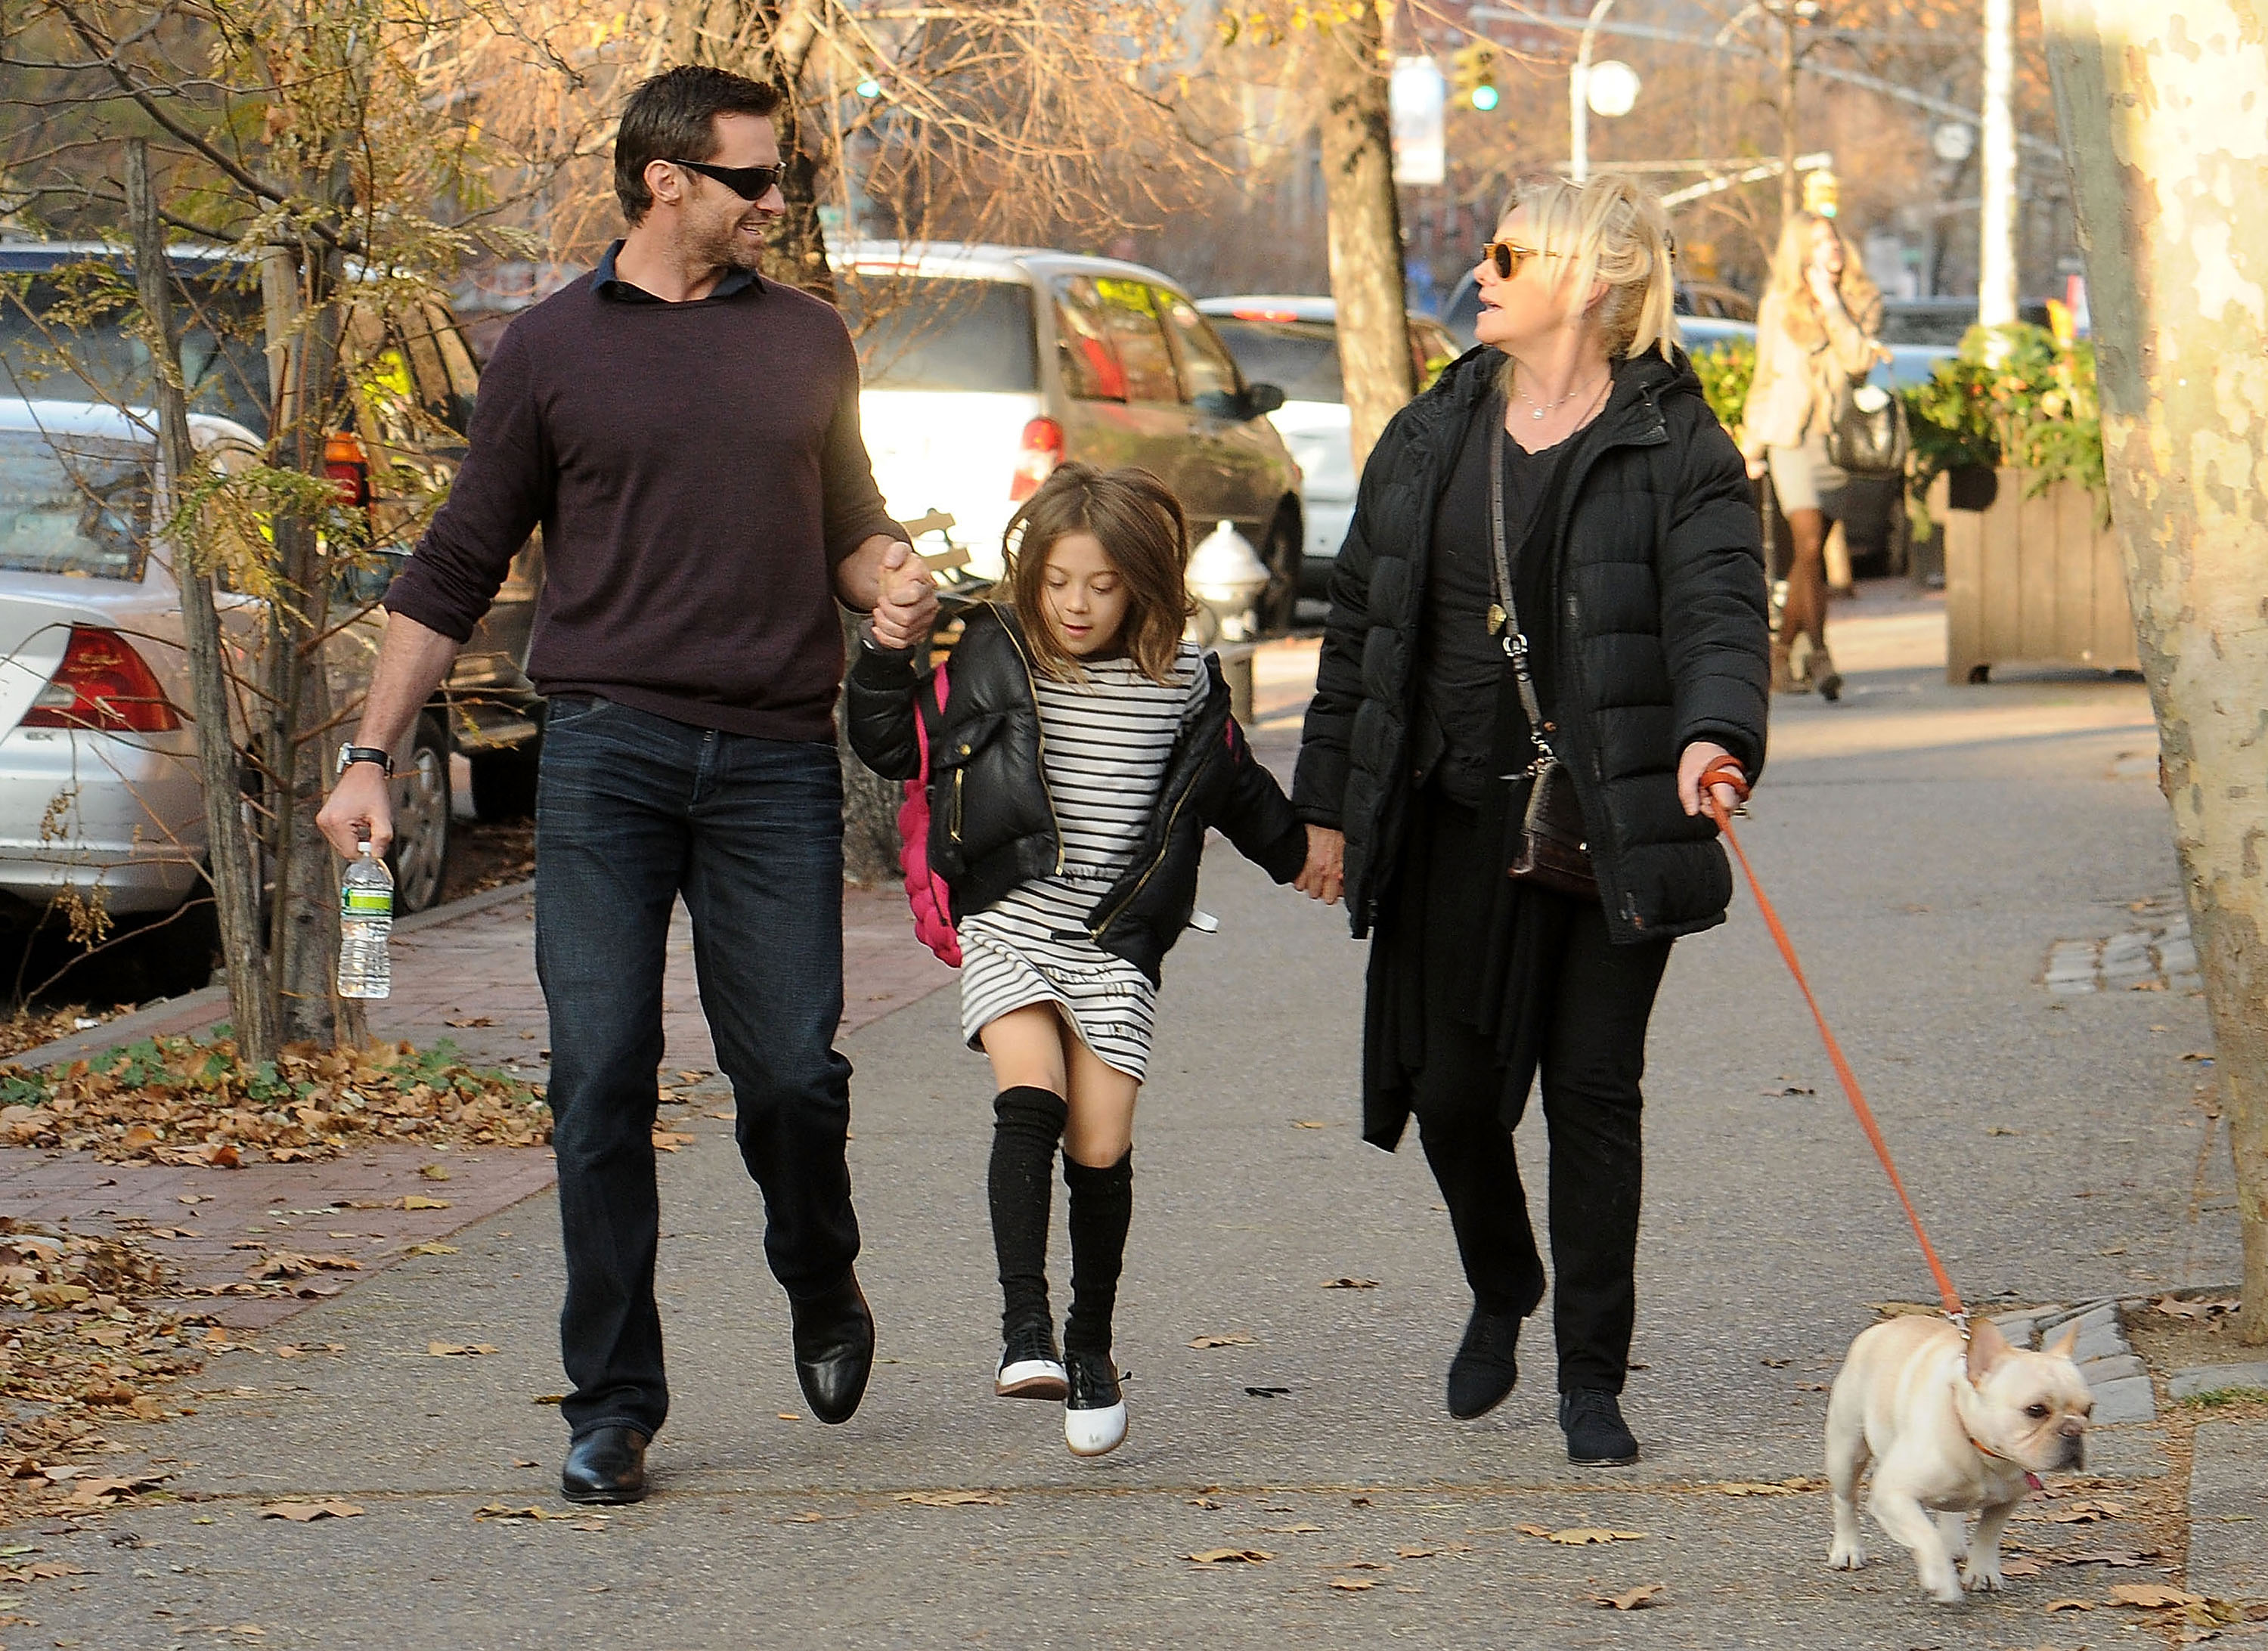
996, 1319, 1068, 1400
1559, 1388, 1640, 1466
1446, 1307, 1523, 1420
790, 1272, 875, 1425
561, 1425, 649, 1504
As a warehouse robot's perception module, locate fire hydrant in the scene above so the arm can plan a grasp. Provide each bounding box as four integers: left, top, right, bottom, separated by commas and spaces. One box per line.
1185, 519, 1269, 722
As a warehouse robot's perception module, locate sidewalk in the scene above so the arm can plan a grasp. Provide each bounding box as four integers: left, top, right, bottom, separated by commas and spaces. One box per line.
0, 608, 2257, 1648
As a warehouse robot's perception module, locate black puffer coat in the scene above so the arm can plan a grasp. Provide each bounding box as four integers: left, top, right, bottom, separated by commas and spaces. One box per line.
848, 603, 1309, 984
1293, 345, 1771, 942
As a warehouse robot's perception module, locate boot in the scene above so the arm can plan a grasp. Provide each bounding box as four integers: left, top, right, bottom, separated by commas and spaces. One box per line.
1811, 643, 1843, 703
1771, 641, 1808, 695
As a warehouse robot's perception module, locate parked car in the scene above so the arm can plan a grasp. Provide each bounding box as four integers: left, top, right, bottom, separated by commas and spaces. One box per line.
0, 399, 456, 991
0, 241, 544, 832
832, 242, 1306, 633
1194, 296, 1460, 590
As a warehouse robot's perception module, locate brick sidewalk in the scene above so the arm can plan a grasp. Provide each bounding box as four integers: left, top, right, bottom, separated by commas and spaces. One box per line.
0, 881, 955, 1330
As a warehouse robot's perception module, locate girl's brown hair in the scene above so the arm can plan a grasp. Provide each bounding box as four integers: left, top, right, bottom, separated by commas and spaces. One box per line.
1000, 463, 1194, 683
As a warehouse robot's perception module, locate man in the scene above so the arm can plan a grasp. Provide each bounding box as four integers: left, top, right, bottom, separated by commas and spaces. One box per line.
317, 64, 936, 1507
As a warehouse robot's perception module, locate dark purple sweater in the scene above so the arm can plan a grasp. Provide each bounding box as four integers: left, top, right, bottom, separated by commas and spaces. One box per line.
383, 262, 903, 740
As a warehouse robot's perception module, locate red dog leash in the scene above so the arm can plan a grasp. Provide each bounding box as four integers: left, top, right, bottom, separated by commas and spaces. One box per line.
1696, 754, 1969, 1326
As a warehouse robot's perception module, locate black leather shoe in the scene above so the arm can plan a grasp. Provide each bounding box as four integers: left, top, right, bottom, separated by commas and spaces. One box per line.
1446, 1306, 1523, 1420
1559, 1388, 1640, 1466
790, 1272, 875, 1425
561, 1425, 649, 1504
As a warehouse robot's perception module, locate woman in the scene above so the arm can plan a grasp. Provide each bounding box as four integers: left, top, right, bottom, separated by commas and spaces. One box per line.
1292, 175, 1769, 1467
1739, 211, 1885, 700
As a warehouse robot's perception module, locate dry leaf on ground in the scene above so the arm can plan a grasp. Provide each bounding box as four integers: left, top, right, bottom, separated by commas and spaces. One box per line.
650, 1131, 698, 1153
474, 1502, 569, 1521
0, 1560, 90, 1583
1328, 1576, 1374, 1591
398, 1196, 451, 1211
2109, 1584, 2205, 1609
428, 1343, 499, 1357
419, 1163, 454, 1180
1396, 1545, 1437, 1559
404, 1243, 460, 1257
1593, 1584, 1665, 1611
2053, 1548, 2159, 1568
1184, 1548, 1272, 1564
2044, 1599, 2096, 1612
259, 1501, 363, 1521
894, 1490, 1006, 1507
1529, 1527, 1647, 1545
1188, 1333, 1256, 1349
1715, 1479, 1817, 1497
1321, 1278, 1379, 1290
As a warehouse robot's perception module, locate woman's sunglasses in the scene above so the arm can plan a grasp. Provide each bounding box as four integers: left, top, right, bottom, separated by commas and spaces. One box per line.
1480, 240, 1554, 280
670, 159, 785, 200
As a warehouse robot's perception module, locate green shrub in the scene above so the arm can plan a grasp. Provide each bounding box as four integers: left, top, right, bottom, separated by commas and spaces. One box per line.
1901, 323, 2106, 529
1689, 336, 1755, 432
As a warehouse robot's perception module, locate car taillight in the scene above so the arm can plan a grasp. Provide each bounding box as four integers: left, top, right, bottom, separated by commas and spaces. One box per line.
325, 432, 371, 509
1010, 417, 1064, 502
20, 627, 181, 734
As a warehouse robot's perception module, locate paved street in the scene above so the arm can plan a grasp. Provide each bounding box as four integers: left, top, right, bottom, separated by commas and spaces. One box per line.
0, 590, 2254, 1648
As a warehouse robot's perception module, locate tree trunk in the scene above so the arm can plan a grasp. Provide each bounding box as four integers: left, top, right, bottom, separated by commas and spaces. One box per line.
2043, 0, 2268, 1343
125, 141, 277, 1064
262, 218, 365, 1051
1314, 0, 1414, 475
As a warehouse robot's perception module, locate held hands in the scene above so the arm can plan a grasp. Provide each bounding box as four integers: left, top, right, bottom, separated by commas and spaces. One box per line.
1678, 740, 1746, 822
870, 541, 938, 651
1295, 825, 1346, 906
317, 762, 393, 861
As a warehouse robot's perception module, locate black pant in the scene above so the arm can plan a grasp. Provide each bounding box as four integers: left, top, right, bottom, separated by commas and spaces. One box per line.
535, 698, 860, 1441
1399, 801, 1672, 1395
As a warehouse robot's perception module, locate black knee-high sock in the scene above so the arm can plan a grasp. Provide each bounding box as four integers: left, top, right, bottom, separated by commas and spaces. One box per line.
1062, 1151, 1132, 1355
989, 1087, 1067, 1337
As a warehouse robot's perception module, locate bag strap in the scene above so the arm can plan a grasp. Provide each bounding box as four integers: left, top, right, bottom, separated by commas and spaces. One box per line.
1487, 412, 1571, 775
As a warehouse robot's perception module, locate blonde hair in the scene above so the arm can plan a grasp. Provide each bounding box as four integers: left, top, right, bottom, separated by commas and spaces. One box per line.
1494, 173, 1678, 380
1766, 210, 1880, 329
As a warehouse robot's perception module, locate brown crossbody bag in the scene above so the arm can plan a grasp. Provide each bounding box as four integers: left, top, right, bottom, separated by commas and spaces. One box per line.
1487, 416, 1598, 900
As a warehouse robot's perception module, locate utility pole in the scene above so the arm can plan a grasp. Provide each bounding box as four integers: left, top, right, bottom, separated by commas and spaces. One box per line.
1978, 0, 2019, 325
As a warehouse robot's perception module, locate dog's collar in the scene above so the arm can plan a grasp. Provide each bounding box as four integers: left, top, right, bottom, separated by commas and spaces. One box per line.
1967, 1434, 2045, 1491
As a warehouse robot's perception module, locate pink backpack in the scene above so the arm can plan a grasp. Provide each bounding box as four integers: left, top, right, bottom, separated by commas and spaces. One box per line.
897, 662, 961, 966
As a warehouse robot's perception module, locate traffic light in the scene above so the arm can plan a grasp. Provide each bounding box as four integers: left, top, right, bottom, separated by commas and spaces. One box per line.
1451, 42, 1501, 112
1803, 167, 1839, 218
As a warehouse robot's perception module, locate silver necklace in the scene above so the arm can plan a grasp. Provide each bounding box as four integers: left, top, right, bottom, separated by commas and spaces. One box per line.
1515, 373, 1607, 421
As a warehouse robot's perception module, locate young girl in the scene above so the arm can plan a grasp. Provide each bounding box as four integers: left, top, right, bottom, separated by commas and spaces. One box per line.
848, 464, 1309, 1457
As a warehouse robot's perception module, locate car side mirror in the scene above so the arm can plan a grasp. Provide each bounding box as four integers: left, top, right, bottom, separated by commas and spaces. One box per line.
1192, 389, 1241, 420
1243, 382, 1286, 417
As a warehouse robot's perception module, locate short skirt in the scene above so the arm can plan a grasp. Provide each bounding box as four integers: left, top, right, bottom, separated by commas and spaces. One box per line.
958, 875, 1157, 1083
1767, 433, 1848, 513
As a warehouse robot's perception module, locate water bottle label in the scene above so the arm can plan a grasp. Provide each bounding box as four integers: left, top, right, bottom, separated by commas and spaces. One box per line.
342, 889, 392, 917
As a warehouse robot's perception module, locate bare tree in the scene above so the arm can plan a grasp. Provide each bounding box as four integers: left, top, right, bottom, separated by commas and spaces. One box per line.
2042, 0, 2268, 1342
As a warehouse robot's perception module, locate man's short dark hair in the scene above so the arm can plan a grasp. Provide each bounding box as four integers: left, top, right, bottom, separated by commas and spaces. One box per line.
615, 67, 783, 224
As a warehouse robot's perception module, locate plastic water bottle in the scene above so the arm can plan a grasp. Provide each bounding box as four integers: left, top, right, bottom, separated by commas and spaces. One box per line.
337, 843, 393, 999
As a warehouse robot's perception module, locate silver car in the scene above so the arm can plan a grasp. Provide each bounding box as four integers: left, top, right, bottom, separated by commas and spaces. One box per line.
0, 399, 453, 977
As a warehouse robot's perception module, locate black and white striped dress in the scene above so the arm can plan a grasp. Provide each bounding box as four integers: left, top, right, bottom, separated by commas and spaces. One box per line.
958, 640, 1207, 1081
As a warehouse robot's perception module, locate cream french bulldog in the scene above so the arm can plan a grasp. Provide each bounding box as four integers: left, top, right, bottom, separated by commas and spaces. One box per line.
1825, 1314, 2093, 1603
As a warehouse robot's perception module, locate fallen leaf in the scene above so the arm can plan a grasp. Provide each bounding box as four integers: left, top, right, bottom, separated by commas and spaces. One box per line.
1291, 1120, 1331, 1129
1184, 1548, 1272, 1565
1397, 1545, 1437, 1559
1328, 1577, 1374, 1591
2040, 1498, 2126, 1524
1593, 1584, 1665, 1611
531, 1394, 565, 1405
2054, 1548, 2160, 1569
2109, 1584, 2205, 1609
1987, 1125, 2019, 1136
1715, 1481, 1811, 1497
1188, 1333, 1256, 1349
419, 1164, 452, 1182
473, 1502, 569, 1521
404, 1243, 460, 1257
2001, 1557, 2047, 1578
777, 1411, 800, 1420
894, 1490, 1006, 1507
1258, 1522, 1324, 1535
2044, 1599, 2096, 1612
399, 1196, 451, 1211
1321, 1278, 1379, 1290
1514, 1522, 1554, 1538
1244, 1386, 1291, 1398
428, 1342, 500, 1357
782, 1512, 826, 1524
258, 1501, 364, 1522
1187, 1498, 1222, 1510
0, 1561, 88, 1583
1541, 1528, 1647, 1546
444, 1016, 495, 1028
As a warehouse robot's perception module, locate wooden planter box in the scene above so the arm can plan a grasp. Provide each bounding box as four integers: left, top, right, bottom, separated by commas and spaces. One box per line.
1940, 466, 2136, 683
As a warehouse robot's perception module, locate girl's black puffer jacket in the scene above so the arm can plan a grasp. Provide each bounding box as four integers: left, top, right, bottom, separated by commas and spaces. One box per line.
847, 603, 1309, 985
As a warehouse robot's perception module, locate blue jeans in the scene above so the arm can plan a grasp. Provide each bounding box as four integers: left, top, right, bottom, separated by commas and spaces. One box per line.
534, 696, 858, 1441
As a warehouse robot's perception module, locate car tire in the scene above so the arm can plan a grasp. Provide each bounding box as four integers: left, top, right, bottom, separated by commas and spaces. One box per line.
388, 713, 451, 915
469, 743, 540, 822
1258, 506, 1302, 637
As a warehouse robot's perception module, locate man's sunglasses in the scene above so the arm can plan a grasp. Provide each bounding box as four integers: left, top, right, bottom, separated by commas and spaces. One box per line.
670, 159, 785, 200
1480, 240, 1554, 280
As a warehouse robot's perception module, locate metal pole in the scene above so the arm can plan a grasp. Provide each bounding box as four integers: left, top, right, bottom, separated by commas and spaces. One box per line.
1780, 7, 1801, 225
1570, 0, 1617, 183
1978, 0, 2019, 327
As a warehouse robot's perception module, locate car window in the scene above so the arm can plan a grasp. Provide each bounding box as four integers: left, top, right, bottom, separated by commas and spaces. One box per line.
417, 302, 480, 433
0, 274, 270, 438
1088, 277, 1179, 404
1202, 317, 1344, 404
0, 429, 151, 581
1052, 277, 1127, 401
1156, 293, 1241, 402
836, 274, 1040, 393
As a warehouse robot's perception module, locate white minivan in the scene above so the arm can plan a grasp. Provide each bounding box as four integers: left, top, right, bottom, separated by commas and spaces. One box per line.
836, 243, 1306, 633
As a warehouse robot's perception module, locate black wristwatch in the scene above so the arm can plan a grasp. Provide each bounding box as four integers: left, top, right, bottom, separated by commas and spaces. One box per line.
336, 743, 394, 778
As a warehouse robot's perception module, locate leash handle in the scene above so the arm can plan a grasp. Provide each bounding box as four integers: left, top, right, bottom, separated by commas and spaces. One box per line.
1699, 756, 1968, 1321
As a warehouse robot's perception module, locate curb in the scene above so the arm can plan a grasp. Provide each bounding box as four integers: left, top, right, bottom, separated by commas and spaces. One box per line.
8, 878, 536, 1073
1992, 1296, 2156, 1424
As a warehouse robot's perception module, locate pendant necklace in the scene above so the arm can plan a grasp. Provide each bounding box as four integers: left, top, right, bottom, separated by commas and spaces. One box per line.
1514, 373, 1605, 421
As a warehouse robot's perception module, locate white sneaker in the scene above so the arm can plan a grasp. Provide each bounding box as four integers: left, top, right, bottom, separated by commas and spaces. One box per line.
996, 1321, 1067, 1400
1063, 1348, 1126, 1457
